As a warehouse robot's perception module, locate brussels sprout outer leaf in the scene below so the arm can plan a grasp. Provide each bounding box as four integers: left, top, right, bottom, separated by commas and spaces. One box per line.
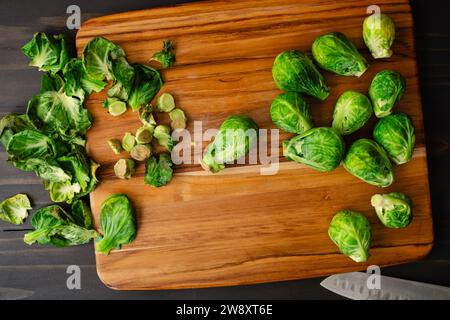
71, 199, 93, 229
0, 194, 32, 225
108, 57, 135, 101
95, 194, 136, 255
150, 40, 175, 69
369, 70, 405, 118
128, 64, 163, 111
201, 115, 259, 173
328, 210, 371, 262
270, 92, 313, 134
6, 130, 58, 160
283, 127, 345, 172
144, 153, 174, 187
363, 14, 396, 59
332, 90, 373, 135
312, 32, 368, 77
343, 138, 394, 187
373, 113, 415, 164
371, 192, 412, 228
272, 50, 330, 100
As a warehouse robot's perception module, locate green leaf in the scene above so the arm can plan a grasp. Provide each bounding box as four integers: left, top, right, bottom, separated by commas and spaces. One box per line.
6, 129, 58, 160
150, 40, 175, 69
144, 153, 173, 187
128, 64, 163, 111
95, 194, 136, 255
71, 199, 93, 229
108, 57, 135, 100
0, 194, 31, 225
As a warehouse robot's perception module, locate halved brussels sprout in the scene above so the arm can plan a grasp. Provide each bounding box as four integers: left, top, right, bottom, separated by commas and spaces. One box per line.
270, 92, 313, 134
363, 13, 396, 59
272, 50, 330, 101
332, 90, 373, 135
121, 132, 136, 152
369, 70, 405, 118
312, 32, 368, 77
371, 192, 412, 228
328, 210, 371, 262
343, 138, 394, 187
154, 125, 174, 151
373, 113, 415, 165
130, 144, 152, 162
201, 115, 259, 173
169, 108, 187, 130
135, 126, 154, 144
113, 159, 135, 179
157, 92, 176, 112
283, 127, 345, 172
107, 138, 123, 154
138, 105, 157, 126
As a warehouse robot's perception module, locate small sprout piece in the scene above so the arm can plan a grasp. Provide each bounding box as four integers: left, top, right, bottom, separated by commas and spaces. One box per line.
270, 92, 313, 134
0, 194, 32, 225
332, 90, 373, 135
150, 40, 175, 69
371, 192, 412, 228
113, 159, 136, 180
138, 105, 157, 126
154, 125, 174, 151
157, 93, 176, 112
107, 138, 122, 154
272, 50, 330, 101
130, 144, 152, 162
363, 13, 396, 59
343, 138, 394, 187
328, 210, 371, 262
369, 70, 405, 118
135, 126, 154, 144
121, 132, 136, 152
283, 127, 345, 172
373, 113, 415, 165
144, 153, 173, 187
105, 98, 127, 116
169, 108, 187, 130
312, 32, 368, 77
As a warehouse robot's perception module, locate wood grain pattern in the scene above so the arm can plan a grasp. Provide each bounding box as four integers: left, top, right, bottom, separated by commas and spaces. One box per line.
76, 0, 433, 290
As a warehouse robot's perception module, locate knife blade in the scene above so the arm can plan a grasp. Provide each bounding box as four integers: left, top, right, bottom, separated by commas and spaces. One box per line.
0, 287, 34, 300
321, 272, 450, 300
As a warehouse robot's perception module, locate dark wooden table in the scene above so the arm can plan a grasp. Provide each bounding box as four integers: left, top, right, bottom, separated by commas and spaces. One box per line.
0, 0, 448, 299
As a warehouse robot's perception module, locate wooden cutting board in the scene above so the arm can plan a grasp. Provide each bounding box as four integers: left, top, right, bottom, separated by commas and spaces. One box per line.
76, 0, 433, 290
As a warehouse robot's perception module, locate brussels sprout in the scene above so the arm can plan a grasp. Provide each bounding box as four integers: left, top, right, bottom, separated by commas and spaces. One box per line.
0, 194, 32, 225
371, 192, 412, 228
312, 32, 368, 77
114, 159, 136, 180
121, 132, 136, 152
154, 125, 174, 151
270, 92, 313, 134
138, 105, 157, 126
332, 90, 373, 135
369, 70, 405, 118
328, 210, 371, 262
128, 64, 163, 111
95, 194, 136, 255
103, 98, 127, 116
201, 115, 259, 173
363, 13, 396, 59
144, 153, 173, 187
272, 50, 330, 101
24, 205, 98, 247
343, 139, 394, 187
135, 126, 154, 144
283, 127, 344, 172
151, 40, 175, 69
373, 113, 415, 164
169, 108, 187, 130
107, 138, 123, 154
130, 144, 152, 162
157, 92, 176, 112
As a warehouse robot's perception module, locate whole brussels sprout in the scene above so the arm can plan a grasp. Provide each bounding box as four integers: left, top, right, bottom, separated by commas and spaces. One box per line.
272, 50, 330, 101
343, 139, 394, 187
328, 210, 371, 262
283, 127, 345, 172
369, 70, 405, 118
371, 192, 412, 228
332, 90, 373, 135
363, 13, 396, 59
201, 115, 258, 173
270, 92, 313, 134
373, 113, 415, 164
312, 32, 368, 77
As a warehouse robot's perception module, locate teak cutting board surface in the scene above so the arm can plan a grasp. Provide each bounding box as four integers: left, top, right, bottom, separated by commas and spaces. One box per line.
76, 0, 433, 290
